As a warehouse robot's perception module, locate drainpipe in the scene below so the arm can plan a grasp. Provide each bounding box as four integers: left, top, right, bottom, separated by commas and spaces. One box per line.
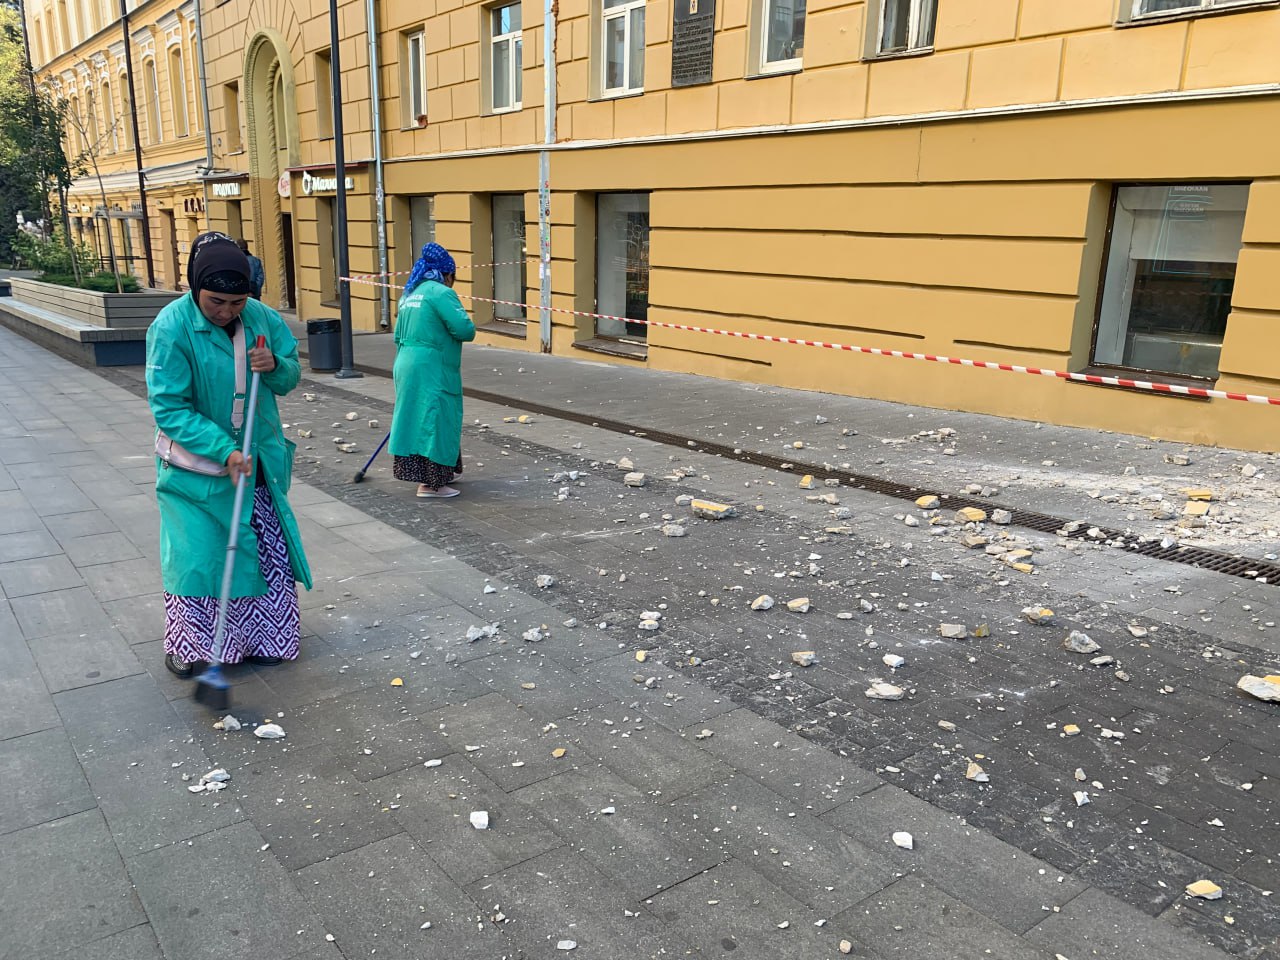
537, 0, 556, 352
119, 0, 156, 288
365, 0, 390, 328
190, 0, 214, 226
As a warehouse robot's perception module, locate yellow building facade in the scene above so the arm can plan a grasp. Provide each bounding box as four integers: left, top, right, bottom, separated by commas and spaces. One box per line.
28, 0, 1280, 449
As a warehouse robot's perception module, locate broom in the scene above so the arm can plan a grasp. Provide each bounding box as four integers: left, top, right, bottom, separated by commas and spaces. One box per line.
353, 431, 390, 483
194, 335, 267, 710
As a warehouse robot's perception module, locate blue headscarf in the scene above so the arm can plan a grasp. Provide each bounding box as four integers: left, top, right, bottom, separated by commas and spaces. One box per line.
402, 242, 457, 298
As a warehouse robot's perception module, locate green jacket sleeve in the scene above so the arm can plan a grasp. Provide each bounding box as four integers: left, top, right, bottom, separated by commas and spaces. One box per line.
146, 321, 238, 467
260, 318, 301, 397
441, 287, 476, 343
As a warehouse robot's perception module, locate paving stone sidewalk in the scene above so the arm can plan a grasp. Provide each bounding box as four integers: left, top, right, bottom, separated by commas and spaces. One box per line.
0, 321, 1272, 960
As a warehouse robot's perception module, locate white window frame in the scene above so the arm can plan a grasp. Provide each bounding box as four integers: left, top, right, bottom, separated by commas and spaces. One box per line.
405, 29, 427, 126
144, 59, 161, 143
868, 0, 936, 59
168, 46, 189, 138
758, 0, 804, 75
1125, 0, 1273, 19
601, 0, 645, 97
489, 2, 522, 114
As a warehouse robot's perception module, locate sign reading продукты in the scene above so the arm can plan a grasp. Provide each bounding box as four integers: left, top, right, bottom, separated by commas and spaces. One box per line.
672, 0, 715, 87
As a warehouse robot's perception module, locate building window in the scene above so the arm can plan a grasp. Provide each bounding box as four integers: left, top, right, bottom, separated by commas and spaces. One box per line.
32, 17, 44, 64
410, 195, 436, 252
759, 0, 805, 73
272, 70, 287, 152
871, 0, 936, 57
317, 195, 338, 304
85, 86, 99, 150
223, 81, 242, 151
602, 0, 645, 95
489, 2, 522, 113
101, 80, 116, 152
118, 73, 133, 149
491, 193, 527, 323
144, 59, 161, 143
1129, 0, 1262, 16
596, 193, 650, 341
168, 46, 189, 137
1092, 184, 1249, 381
403, 30, 426, 126
315, 49, 334, 138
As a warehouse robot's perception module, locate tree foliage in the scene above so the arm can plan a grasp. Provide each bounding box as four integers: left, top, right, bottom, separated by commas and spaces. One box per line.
0, 2, 72, 263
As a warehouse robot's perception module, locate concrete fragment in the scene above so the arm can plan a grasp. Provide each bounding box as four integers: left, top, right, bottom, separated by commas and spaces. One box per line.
786, 597, 811, 613
937, 720, 957, 732
959, 534, 988, 549
892, 831, 914, 850
751, 595, 775, 611
955, 507, 987, 523
1182, 488, 1214, 501
662, 523, 687, 537
1062, 724, 1081, 737
792, 651, 817, 667
470, 811, 490, 830
254, 723, 286, 739
991, 509, 1013, 525
966, 762, 989, 783
970, 623, 990, 638
344, 411, 359, 421
535, 574, 556, 589
798, 475, 816, 489
1073, 791, 1091, 807
1183, 501, 1211, 518
623, 472, 647, 487
938, 623, 967, 639
1022, 606, 1055, 625
915, 495, 940, 510
617, 457, 635, 471
882, 654, 905, 669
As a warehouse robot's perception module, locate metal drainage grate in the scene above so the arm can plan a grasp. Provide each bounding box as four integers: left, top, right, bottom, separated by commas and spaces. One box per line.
464, 387, 1280, 587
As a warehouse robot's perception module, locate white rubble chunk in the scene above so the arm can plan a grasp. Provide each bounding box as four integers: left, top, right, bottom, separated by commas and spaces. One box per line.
1237, 675, 1280, 702
344, 412, 359, 421
882, 654, 905, 669
786, 598, 811, 613
638, 619, 661, 632
470, 810, 490, 830
691, 499, 736, 520
1022, 606, 1055, 625
791, 651, 817, 667
662, 523, 687, 537
938, 623, 967, 640
865, 681, 905, 701
751, 595, 775, 611
624, 472, 647, 487
966, 762, 989, 783
425, 758, 444, 768
217, 715, 242, 732
556, 941, 578, 951
1186, 880, 1223, 900
1074, 791, 1091, 807
1063, 631, 1101, 655
466, 623, 499, 642
937, 720, 957, 732
892, 831, 914, 850
254, 723, 286, 739
617, 457, 635, 471
536, 575, 556, 589
522, 627, 545, 643
201, 768, 231, 784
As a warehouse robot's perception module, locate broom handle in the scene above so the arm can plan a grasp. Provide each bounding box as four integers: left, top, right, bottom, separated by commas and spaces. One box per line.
209, 335, 267, 666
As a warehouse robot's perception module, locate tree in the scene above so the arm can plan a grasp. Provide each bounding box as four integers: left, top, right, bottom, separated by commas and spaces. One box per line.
0, 2, 72, 264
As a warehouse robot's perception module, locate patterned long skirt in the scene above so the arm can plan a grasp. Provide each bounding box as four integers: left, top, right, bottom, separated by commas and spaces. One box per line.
393, 453, 463, 490
163, 485, 301, 664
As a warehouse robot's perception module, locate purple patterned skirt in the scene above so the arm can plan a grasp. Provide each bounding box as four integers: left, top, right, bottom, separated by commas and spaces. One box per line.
392, 453, 463, 490
163, 485, 301, 664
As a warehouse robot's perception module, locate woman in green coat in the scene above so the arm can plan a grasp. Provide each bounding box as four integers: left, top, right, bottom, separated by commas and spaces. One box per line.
390, 242, 476, 499
146, 232, 312, 678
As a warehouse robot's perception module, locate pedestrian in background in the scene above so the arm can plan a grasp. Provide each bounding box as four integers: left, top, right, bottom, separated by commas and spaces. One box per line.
389, 242, 476, 499
236, 237, 265, 300
146, 231, 312, 678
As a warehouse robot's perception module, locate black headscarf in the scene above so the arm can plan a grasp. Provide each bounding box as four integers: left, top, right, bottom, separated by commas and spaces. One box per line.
188, 231, 253, 295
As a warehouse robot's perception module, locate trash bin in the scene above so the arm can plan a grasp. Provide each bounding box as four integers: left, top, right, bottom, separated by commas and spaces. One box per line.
306, 318, 341, 372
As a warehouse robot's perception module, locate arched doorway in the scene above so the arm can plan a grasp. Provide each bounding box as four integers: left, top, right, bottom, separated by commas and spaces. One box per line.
244, 32, 299, 311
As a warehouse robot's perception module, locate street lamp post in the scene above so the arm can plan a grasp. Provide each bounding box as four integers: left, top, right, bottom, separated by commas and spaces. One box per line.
328, 0, 361, 379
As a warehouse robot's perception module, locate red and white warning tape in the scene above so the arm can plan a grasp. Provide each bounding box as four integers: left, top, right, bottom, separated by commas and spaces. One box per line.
345, 260, 535, 284
342, 273, 1280, 407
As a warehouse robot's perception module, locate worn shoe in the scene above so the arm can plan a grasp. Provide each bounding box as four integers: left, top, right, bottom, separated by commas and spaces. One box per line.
165, 654, 206, 679
245, 655, 283, 666
416, 485, 460, 498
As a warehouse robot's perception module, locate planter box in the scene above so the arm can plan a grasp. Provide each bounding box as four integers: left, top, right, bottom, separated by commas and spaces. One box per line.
8, 278, 181, 329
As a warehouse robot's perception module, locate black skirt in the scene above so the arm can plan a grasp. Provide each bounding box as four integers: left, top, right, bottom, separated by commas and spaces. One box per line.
393, 453, 463, 489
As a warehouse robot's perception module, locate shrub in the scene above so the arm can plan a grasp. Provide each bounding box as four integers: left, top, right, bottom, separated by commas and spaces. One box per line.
39, 272, 140, 293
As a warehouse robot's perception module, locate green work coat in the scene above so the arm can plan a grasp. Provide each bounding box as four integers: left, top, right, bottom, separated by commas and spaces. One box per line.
389, 280, 476, 466
146, 293, 312, 598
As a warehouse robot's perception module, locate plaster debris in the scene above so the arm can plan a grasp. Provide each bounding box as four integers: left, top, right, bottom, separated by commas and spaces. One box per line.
1186, 880, 1223, 901
938, 623, 967, 639
1074, 791, 1091, 807
552, 748, 568, 758
787, 598, 811, 613
966, 762, 990, 783
639, 619, 661, 632
535, 575, 557, 589
635, 650, 649, 663
937, 720, 957, 732
991, 509, 1013, 525
254, 723, 286, 739
752, 595, 775, 611
1023, 607, 1055, 625
892, 831, 914, 850
483, 584, 498, 594
425, 759, 444, 768
1237, 675, 1280, 702
368, 420, 379, 429
1062, 724, 1081, 737
522, 627, 545, 643
213, 715, 242, 732
303, 393, 317, 402
694, 729, 715, 740
617, 457, 635, 471
624, 472, 647, 487
296, 429, 313, 439
1128, 624, 1149, 638
470, 811, 490, 830
915, 495, 940, 510
955, 507, 987, 523
1064, 631, 1102, 655
883, 654, 905, 669
343, 412, 359, 421
691, 499, 735, 519
865, 681, 905, 701
792, 651, 817, 667
799, 475, 816, 489
390, 677, 404, 687
1075, 768, 1086, 782
336, 443, 358, 454
556, 941, 578, 951
839, 941, 853, 955
466, 623, 499, 642
662, 523, 687, 537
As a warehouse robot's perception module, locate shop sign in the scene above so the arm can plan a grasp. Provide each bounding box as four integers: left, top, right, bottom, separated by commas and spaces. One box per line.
278, 173, 291, 198
211, 181, 242, 198
183, 197, 206, 214
301, 171, 355, 195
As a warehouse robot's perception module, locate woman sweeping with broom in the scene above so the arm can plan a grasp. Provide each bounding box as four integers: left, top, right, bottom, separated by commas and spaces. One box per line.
146, 232, 312, 684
